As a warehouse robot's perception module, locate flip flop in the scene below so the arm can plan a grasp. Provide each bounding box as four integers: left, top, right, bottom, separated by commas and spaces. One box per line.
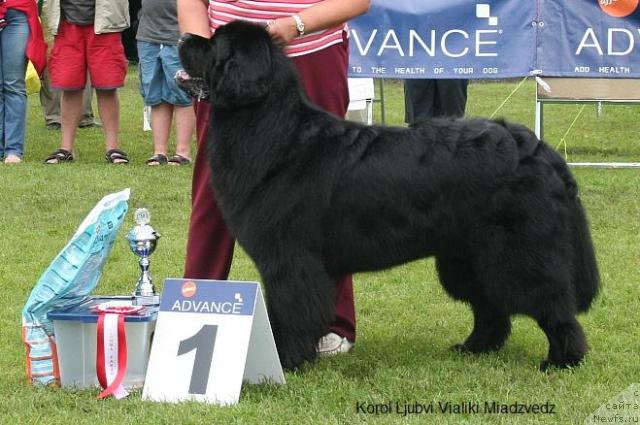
105, 149, 129, 164
168, 154, 192, 165
146, 153, 168, 166
44, 149, 74, 164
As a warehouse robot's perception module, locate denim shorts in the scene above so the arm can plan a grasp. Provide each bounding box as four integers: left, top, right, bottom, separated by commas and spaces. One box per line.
137, 41, 192, 106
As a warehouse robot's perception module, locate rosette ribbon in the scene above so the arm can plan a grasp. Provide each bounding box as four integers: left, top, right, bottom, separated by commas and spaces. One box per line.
94, 303, 144, 399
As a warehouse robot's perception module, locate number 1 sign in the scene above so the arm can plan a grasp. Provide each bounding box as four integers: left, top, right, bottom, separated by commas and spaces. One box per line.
142, 279, 285, 405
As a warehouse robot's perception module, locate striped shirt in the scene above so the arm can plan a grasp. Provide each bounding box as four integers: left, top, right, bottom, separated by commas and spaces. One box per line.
208, 0, 346, 57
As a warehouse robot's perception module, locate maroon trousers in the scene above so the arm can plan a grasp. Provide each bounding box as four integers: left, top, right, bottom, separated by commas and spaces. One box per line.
184, 40, 356, 342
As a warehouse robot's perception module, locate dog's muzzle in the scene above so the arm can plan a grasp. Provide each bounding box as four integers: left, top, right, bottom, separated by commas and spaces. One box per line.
174, 70, 210, 102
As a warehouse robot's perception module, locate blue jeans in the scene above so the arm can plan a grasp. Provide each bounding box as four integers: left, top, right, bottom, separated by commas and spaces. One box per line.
0, 9, 29, 159
137, 41, 192, 107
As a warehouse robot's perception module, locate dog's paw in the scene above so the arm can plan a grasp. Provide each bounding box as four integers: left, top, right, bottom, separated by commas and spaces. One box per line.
539, 357, 582, 372
278, 345, 318, 371
450, 343, 470, 353
539, 360, 552, 372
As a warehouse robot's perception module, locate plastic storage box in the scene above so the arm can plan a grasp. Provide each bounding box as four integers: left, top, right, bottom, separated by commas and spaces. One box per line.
48, 296, 158, 389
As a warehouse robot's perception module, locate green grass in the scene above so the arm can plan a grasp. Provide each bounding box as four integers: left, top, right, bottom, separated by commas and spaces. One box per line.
1, 71, 639, 424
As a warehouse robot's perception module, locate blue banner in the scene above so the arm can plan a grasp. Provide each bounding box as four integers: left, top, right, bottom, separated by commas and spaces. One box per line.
348, 0, 640, 79
537, 0, 640, 78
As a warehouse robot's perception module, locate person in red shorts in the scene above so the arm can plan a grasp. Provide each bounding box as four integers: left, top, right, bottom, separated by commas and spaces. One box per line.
178, 0, 370, 357
43, 0, 130, 164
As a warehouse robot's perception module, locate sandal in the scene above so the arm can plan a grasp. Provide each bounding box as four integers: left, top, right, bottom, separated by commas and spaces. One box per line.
44, 149, 74, 164
105, 149, 129, 164
146, 153, 168, 166
167, 154, 192, 165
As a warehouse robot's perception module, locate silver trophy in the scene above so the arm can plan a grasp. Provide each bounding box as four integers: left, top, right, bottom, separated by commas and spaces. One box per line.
127, 208, 161, 306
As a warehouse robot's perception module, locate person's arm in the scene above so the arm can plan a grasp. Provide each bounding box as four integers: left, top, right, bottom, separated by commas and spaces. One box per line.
177, 0, 211, 38
267, 0, 370, 45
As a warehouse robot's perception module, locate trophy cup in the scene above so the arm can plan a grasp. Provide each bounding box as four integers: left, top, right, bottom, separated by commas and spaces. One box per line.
127, 208, 161, 306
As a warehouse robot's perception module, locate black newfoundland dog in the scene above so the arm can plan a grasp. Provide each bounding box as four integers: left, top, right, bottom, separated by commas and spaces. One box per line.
179, 21, 599, 371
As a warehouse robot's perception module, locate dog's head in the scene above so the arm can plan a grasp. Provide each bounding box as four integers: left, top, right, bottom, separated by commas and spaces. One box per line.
178, 21, 275, 109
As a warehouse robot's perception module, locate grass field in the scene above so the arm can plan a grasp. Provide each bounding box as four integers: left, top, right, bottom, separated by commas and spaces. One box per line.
1, 70, 639, 424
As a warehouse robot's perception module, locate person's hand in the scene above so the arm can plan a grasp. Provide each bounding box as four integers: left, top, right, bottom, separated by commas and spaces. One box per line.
266, 17, 299, 45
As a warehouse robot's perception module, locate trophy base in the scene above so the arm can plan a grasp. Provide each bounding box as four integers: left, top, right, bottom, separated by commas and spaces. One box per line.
133, 294, 160, 306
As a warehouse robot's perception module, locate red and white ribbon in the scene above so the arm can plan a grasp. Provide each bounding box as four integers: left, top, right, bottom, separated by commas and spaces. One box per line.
94, 302, 143, 400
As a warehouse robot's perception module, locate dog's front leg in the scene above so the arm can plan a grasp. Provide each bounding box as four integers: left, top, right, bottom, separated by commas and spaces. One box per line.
259, 256, 337, 370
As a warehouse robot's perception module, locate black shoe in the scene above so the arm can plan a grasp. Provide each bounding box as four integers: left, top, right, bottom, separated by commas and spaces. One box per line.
46, 123, 61, 130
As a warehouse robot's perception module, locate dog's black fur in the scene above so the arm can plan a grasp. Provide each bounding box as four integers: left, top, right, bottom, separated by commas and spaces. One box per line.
179, 21, 599, 371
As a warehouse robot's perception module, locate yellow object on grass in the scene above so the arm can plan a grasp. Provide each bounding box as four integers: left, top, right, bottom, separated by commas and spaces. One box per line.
25, 61, 41, 95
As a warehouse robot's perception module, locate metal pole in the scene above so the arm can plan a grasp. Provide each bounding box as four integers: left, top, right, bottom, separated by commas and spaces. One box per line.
377, 79, 386, 125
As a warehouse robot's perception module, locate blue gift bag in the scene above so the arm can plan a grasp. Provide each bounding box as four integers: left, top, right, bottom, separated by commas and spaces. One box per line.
22, 189, 130, 385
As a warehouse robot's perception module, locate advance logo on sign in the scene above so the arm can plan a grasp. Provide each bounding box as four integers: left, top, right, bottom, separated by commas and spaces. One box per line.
599, 0, 639, 18
170, 281, 249, 315
350, 3, 502, 59
476, 4, 499, 26
171, 292, 245, 315
574, 0, 639, 68
171, 298, 244, 314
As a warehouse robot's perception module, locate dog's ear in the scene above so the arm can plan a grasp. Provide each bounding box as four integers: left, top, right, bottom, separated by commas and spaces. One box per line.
210, 34, 273, 108
178, 33, 214, 79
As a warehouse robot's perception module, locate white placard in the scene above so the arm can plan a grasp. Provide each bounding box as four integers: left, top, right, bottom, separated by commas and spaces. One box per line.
142, 279, 285, 405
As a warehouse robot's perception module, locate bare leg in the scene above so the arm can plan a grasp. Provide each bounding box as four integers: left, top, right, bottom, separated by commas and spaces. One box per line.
173, 104, 195, 159
60, 90, 83, 152
95, 89, 121, 153
150, 102, 173, 158
79, 79, 96, 126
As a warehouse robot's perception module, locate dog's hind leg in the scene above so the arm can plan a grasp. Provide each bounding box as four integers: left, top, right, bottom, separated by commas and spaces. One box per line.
258, 254, 337, 370
537, 315, 588, 371
436, 255, 511, 354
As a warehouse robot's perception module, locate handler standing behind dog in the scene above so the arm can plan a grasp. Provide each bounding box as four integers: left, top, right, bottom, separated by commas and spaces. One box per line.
178, 0, 370, 356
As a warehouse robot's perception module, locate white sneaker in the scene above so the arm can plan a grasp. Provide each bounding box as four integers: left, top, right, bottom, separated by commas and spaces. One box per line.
316, 332, 354, 357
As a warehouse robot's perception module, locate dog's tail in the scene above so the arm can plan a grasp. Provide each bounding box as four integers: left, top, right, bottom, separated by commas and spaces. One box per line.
535, 141, 600, 313
569, 194, 600, 312
499, 120, 600, 312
